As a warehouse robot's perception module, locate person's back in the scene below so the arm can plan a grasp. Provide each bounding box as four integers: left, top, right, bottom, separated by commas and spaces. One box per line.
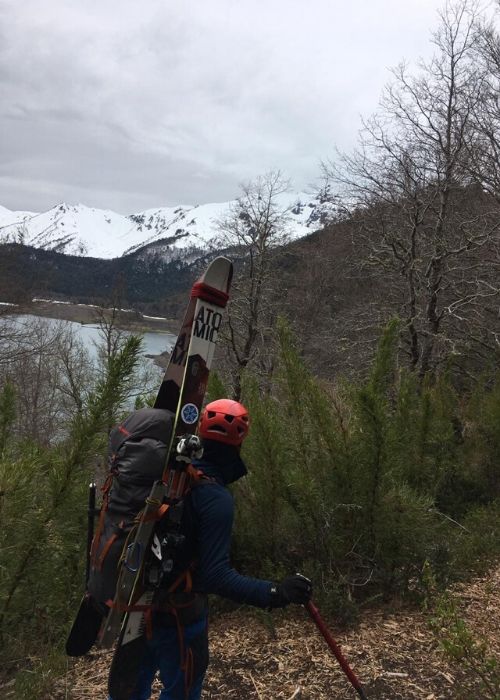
190, 437, 274, 608
111, 399, 312, 700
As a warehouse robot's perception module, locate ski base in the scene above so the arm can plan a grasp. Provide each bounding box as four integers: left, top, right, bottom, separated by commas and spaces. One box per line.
65, 594, 105, 657
108, 633, 148, 700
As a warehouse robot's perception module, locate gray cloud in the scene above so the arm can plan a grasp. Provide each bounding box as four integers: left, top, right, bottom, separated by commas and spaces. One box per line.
1, 0, 445, 213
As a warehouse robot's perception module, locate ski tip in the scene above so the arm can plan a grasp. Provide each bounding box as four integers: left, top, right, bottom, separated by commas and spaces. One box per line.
202, 257, 233, 293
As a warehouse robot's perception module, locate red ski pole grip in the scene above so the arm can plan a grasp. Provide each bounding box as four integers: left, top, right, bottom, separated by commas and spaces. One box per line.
191, 282, 229, 307
306, 601, 368, 700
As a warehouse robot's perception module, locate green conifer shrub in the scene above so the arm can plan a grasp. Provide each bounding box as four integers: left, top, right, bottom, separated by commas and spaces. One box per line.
232, 319, 500, 616
0, 335, 143, 696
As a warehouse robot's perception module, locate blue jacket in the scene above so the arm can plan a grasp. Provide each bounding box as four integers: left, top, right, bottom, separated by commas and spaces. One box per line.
190, 443, 273, 609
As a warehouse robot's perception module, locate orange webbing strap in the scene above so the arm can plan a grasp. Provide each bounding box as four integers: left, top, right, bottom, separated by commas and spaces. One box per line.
166, 568, 193, 597
106, 600, 155, 640
169, 607, 194, 700
97, 532, 118, 571
184, 570, 193, 594
186, 465, 204, 482
157, 503, 169, 519
185, 647, 194, 699
141, 502, 169, 523
90, 473, 114, 567
162, 465, 204, 494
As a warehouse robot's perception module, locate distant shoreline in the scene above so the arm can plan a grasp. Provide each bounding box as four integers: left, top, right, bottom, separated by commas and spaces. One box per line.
1, 298, 179, 335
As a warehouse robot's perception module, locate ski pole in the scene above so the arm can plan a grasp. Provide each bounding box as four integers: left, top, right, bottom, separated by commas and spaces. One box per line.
305, 600, 368, 700
85, 482, 96, 586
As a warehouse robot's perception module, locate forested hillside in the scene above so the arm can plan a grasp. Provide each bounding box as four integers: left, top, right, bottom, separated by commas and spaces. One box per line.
0, 242, 201, 316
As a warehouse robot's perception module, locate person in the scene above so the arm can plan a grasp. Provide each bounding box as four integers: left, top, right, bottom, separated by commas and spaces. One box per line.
122, 398, 313, 700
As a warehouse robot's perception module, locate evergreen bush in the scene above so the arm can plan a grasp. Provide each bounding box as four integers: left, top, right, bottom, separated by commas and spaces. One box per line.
0, 333, 144, 696
232, 319, 500, 616
1, 312, 499, 695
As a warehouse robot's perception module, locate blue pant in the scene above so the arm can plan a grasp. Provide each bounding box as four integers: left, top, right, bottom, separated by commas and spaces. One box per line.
109, 615, 209, 700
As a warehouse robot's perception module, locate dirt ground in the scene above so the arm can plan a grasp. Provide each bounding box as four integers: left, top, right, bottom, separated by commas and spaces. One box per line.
55, 566, 499, 700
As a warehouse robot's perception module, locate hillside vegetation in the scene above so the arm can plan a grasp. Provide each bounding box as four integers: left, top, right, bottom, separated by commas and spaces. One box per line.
1, 2, 500, 698
0, 314, 499, 697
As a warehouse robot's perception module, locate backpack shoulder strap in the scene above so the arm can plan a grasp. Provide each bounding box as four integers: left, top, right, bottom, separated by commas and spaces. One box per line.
184, 465, 215, 490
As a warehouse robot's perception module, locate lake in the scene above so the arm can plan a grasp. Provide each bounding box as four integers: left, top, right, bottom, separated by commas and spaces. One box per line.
13, 314, 176, 363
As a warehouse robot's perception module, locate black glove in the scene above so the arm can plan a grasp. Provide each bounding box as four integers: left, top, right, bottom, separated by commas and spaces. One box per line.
269, 573, 313, 608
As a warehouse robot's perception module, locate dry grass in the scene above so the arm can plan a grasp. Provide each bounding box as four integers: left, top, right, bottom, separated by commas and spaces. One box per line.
52, 566, 499, 699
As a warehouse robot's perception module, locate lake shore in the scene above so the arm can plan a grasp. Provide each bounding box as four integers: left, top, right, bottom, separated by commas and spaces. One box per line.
2, 298, 179, 335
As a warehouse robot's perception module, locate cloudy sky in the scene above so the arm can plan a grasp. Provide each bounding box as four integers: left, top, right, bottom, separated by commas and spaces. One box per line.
1, 0, 446, 214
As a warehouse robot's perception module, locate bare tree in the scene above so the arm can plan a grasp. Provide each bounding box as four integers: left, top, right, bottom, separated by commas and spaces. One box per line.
215, 170, 292, 398
466, 8, 500, 200
53, 326, 94, 415
0, 310, 156, 446
93, 295, 159, 415
0, 317, 93, 444
323, 0, 500, 379
93, 284, 129, 372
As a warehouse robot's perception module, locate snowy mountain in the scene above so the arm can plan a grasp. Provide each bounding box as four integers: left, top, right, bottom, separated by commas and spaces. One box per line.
0, 192, 335, 260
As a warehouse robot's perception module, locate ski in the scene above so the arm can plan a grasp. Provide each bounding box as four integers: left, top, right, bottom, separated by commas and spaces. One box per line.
106, 256, 232, 698
65, 593, 104, 657
65, 257, 232, 659
65, 483, 103, 657
98, 481, 167, 649
154, 255, 232, 414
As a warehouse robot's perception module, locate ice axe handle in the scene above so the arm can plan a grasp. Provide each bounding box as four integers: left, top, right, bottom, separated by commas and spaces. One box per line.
305, 601, 368, 700
85, 483, 97, 586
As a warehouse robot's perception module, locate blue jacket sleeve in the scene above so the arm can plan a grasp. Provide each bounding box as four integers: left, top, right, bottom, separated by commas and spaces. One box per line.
192, 482, 273, 608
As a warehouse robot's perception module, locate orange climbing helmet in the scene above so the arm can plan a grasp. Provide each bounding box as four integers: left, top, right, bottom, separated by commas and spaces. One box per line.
199, 399, 250, 446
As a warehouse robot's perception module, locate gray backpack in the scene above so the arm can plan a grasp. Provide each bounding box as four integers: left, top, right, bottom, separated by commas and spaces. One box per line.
87, 407, 174, 603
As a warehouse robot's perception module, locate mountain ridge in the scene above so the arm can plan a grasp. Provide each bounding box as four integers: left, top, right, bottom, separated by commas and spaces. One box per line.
0, 192, 334, 261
